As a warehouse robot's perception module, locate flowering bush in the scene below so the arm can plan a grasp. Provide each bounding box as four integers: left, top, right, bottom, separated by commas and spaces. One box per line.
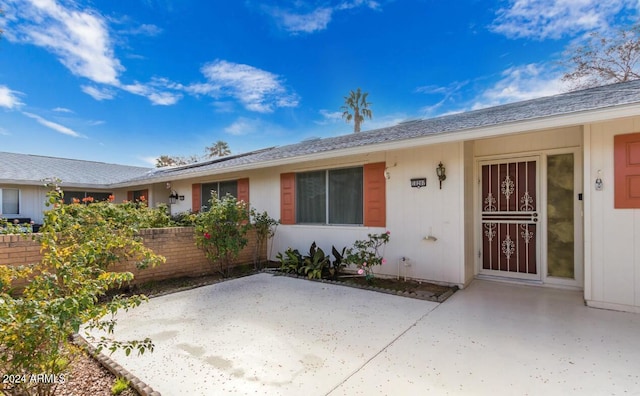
251, 210, 278, 270
0, 183, 164, 396
344, 231, 390, 283
194, 194, 251, 277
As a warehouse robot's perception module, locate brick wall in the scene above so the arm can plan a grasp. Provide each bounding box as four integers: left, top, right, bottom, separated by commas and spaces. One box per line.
0, 227, 265, 285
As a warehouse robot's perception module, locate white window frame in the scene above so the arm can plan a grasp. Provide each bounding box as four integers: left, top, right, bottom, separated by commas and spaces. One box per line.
0, 188, 21, 216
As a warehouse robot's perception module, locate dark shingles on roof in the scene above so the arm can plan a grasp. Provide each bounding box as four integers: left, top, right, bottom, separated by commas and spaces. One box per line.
0, 152, 152, 186
148, 80, 640, 179
3, 80, 640, 186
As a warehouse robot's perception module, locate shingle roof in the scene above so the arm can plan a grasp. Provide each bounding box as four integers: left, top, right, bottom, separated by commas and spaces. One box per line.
3, 80, 640, 187
137, 79, 640, 181
0, 152, 152, 187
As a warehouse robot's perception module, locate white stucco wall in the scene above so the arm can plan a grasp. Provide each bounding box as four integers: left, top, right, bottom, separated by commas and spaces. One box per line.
0, 184, 48, 223
264, 144, 466, 286
164, 146, 466, 286
585, 116, 640, 313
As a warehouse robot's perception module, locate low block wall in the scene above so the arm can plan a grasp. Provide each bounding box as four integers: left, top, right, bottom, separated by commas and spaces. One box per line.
0, 227, 265, 285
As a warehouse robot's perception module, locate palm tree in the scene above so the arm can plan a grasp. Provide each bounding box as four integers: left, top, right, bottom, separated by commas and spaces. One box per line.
341, 88, 373, 133
206, 140, 231, 158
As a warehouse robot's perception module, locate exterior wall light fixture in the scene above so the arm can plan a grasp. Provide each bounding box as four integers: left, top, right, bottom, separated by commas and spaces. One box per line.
169, 190, 179, 204
436, 162, 446, 189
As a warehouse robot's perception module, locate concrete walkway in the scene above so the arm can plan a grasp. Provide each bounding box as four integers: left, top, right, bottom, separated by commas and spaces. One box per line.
97, 274, 640, 395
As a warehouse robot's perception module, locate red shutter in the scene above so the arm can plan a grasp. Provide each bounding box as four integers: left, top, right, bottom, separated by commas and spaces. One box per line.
192, 183, 202, 213
615, 132, 640, 208
127, 191, 133, 202
237, 178, 250, 204
280, 173, 296, 225
363, 162, 386, 227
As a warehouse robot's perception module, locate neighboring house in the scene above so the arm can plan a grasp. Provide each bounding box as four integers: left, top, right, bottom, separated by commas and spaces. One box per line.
3, 80, 640, 313
0, 152, 153, 222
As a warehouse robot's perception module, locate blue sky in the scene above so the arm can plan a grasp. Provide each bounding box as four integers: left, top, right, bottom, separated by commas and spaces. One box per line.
0, 0, 638, 167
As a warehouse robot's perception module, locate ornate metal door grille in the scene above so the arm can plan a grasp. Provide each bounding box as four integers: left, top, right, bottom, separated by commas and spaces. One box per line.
481, 161, 538, 275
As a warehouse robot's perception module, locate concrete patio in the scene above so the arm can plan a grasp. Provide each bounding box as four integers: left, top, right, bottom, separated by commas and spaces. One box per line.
95, 274, 640, 395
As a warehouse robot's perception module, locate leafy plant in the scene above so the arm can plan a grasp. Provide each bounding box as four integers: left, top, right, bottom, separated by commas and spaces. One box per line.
251, 210, 278, 270
299, 242, 330, 279
344, 231, 391, 283
111, 377, 130, 395
170, 210, 198, 226
194, 193, 251, 277
0, 182, 164, 396
328, 246, 347, 280
0, 217, 33, 234
276, 248, 303, 274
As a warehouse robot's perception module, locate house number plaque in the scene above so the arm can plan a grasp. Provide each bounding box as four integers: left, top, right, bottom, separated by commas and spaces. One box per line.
411, 178, 427, 188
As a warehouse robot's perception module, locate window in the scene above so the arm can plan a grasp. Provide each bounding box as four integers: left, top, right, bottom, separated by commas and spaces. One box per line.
1, 188, 20, 215
130, 190, 147, 202
201, 180, 238, 208
296, 167, 363, 224
192, 178, 249, 213
63, 191, 112, 204
281, 163, 385, 226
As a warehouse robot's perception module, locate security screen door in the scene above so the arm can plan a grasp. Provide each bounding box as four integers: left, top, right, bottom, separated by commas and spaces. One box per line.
480, 159, 540, 279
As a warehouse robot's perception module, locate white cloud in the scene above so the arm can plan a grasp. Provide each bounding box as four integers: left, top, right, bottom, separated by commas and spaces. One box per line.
120, 81, 183, 105
147, 91, 182, 106
81, 85, 116, 101
22, 111, 84, 138
471, 63, 569, 109
138, 156, 159, 167
224, 117, 261, 136
417, 81, 469, 116
0, 127, 10, 136
336, 0, 381, 11
263, 0, 381, 34
3, 0, 123, 84
272, 7, 333, 33
491, 0, 638, 40
120, 23, 162, 37
0, 85, 24, 109
52, 107, 74, 113
2, 1, 180, 106
194, 60, 298, 113
315, 109, 343, 125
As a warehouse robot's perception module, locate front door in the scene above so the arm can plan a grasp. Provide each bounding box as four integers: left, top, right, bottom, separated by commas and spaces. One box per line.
480, 158, 540, 280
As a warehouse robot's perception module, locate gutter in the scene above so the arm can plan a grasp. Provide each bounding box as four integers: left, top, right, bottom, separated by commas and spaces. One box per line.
109, 101, 640, 188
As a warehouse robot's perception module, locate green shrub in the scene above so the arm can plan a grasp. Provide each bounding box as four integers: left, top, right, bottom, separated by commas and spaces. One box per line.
299, 242, 329, 279
0, 183, 164, 396
276, 248, 303, 274
251, 210, 278, 270
194, 194, 251, 277
344, 232, 391, 283
111, 377, 130, 395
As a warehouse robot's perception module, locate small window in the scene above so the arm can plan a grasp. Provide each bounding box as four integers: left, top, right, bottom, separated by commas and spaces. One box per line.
131, 190, 146, 201
201, 180, 238, 209
296, 167, 363, 225
63, 191, 113, 204
1, 188, 20, 215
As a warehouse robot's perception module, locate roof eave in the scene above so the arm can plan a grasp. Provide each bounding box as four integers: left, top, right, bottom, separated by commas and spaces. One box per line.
110, 102, 640, 186
0, 179, 126, 190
